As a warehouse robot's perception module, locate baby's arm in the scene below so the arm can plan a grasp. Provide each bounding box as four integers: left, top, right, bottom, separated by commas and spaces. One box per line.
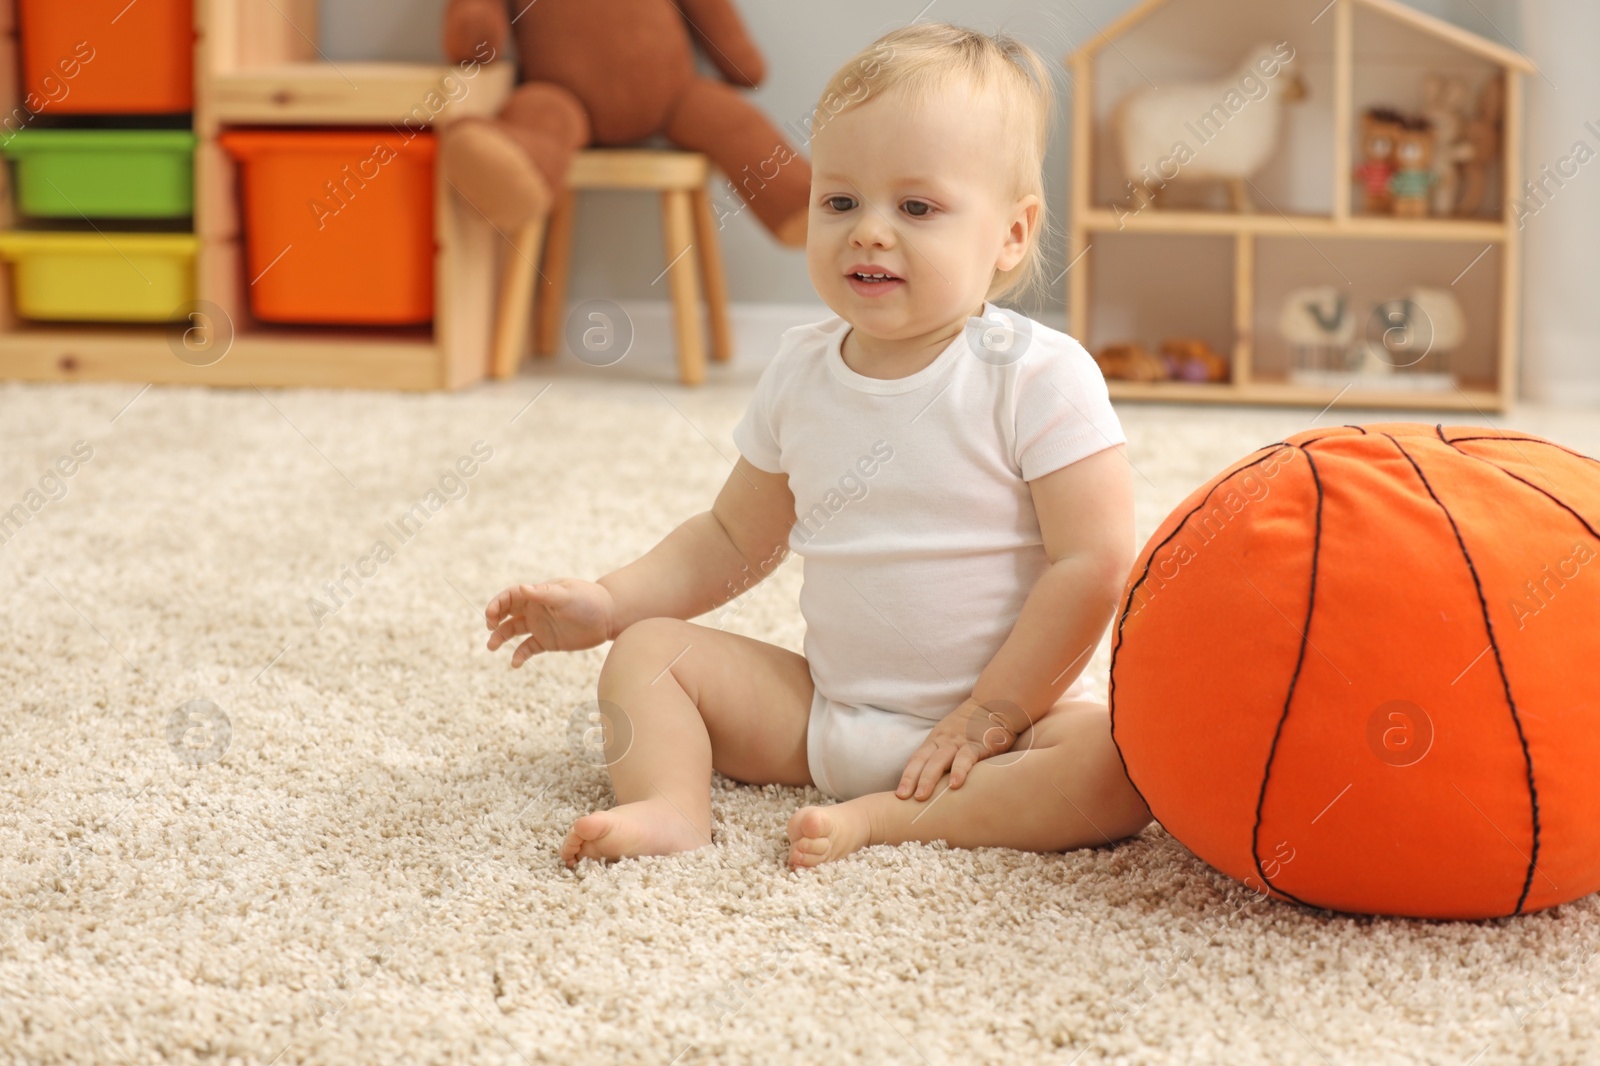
598, 457, 795, 632
972, 445, 1136, 728
486, 458, 794, 665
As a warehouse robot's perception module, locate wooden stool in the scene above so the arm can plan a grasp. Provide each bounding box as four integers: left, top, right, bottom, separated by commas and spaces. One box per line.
490, 149, 733, 385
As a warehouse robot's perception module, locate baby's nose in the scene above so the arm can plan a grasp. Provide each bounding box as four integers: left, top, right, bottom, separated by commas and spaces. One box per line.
850, 212, 896, 248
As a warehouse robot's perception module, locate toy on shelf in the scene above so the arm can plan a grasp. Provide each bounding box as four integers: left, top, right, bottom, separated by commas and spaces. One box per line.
1065, 0, 1532, 414
1093, 342, 1169, 383
1159, 337, 1230, 383
1279, 285, 1356, 374
1356, 80, 1486, 219
1353, 107, 1405, 215
1456, 72, 1505, 216
1361, 287, 1465, 381
1388, 118, 1437, 218
1112, 42, 1306, 214
1421, 74, 1472, 217
1284, 286, 1464, 391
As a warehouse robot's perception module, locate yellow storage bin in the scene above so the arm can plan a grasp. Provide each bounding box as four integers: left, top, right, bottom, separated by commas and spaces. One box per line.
0, 232, 197, 322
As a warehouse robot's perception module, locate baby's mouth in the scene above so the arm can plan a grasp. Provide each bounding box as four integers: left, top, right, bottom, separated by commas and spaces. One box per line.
849, 271, 901, 283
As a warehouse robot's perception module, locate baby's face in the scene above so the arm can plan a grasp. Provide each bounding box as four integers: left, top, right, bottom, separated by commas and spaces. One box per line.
807, 83, 1034, 340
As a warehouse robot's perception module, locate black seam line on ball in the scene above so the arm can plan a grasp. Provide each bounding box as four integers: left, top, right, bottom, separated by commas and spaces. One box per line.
1295, 428, 1363, 452
1444, 433, 1600, 467
1387, 433, 1541, 918
1107, 442, 1295, 827
1344, 425, 1369, 434
1442, 439, 1600, 546
1249, 447, 1323, 910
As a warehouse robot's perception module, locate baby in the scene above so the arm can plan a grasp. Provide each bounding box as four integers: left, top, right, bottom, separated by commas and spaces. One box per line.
485, 22, 1152, 870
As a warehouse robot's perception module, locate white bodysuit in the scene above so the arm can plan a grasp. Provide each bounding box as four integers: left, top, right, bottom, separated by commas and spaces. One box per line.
731, 302, 1127, 800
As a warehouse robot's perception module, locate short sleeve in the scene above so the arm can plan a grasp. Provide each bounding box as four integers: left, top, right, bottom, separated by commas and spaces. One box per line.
1012, 336, 1127, 482
730, 332, 792, 474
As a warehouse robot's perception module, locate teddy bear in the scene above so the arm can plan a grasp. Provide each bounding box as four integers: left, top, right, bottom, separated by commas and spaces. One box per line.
439, 0, 811, 248
1353, 107, 1405, 215
1388, 118, 1437, 219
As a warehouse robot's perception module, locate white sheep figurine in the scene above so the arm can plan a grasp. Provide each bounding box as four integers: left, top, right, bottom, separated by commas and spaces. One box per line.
1279, 285, 1357, 372
1114, 42, 1307, 214
1360, 287, 1467, 374
1282, 285, 1468, 379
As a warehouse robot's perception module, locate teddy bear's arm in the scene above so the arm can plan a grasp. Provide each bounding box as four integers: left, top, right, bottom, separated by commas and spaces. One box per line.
672, 0, 768, 89
443, 0, 511, 65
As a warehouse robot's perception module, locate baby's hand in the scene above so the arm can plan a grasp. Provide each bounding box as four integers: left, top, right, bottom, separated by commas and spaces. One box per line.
896, 698, 1023, 802
485, 578, 617, 666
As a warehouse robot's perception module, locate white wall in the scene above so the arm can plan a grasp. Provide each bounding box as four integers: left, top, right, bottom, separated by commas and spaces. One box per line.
319, 0, 1596, 402
1518, 0, 1600, 404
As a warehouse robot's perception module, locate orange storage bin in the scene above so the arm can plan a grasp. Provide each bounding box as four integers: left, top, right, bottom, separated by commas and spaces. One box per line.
19, 0, 194, 114
219, 130, 437, 326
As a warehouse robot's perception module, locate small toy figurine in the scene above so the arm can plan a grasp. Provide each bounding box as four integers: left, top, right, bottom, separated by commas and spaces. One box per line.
1353, 107, 1406, 214
1361, 287, 1466, 375
1388, 118, 1436, 218
1421, 74, 1472, 217
1093, 342, 1169, 383
1159, 337, 1231, 383
1279, 285, 1356, 374
1113, 41, 1308, 215
1456, 73, 1505, 216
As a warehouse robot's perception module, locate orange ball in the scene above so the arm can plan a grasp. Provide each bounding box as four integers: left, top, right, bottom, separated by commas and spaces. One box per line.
1110, 423, 1600, 919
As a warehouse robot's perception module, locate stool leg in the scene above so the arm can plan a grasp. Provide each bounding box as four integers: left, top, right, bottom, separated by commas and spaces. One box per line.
535, 190, 577, 357
691, 187, 733, 364
660, 189, 706, 386
491, 215, 547, 380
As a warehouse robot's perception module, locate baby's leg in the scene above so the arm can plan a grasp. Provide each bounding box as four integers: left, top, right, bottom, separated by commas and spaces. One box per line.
562, 617, 814, 866
787, 700, 1151, 867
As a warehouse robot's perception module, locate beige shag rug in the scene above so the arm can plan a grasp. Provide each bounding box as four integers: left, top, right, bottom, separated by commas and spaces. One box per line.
2, 351, 1598, 1066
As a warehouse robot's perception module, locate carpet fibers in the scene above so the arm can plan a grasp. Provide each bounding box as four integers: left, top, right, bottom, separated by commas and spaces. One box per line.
1, 369, 1597, 1065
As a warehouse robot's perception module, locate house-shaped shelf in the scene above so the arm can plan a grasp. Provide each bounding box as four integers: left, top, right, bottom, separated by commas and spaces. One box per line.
1065, 0, 1531, 412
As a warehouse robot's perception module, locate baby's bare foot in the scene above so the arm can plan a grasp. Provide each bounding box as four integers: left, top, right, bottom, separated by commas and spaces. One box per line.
786, 802, 874, 869
560, 798, 710, 867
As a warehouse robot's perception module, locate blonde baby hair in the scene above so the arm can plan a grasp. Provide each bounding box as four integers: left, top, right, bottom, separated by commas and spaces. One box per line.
810, 21, 1058, 307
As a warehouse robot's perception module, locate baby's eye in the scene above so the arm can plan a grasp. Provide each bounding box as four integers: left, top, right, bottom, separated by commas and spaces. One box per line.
824, 195, 856, 212
902, 200, 934, 218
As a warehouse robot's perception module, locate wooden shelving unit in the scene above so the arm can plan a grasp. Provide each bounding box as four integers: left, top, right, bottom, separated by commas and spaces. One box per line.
1077, 208, 1509, 243
1066, 0, 1532, 412
0, 0, 516, 391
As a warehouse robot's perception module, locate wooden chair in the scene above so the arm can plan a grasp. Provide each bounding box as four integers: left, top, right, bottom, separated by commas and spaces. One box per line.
490, 149, 733, 385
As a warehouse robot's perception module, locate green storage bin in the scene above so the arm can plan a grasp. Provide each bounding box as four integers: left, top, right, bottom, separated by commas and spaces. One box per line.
1, 130, 196, 219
